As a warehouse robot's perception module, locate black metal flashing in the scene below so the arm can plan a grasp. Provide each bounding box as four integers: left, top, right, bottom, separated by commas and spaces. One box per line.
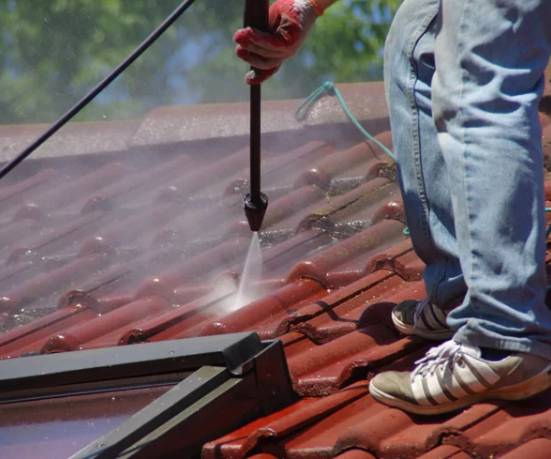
0, 332, 263, 402
1, 333, 296, 458
70, 366, 231, 459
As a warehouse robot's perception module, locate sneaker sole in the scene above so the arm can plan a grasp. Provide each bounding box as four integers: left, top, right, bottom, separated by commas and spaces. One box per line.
369, 363, 551, 416
391, 311, 454, 341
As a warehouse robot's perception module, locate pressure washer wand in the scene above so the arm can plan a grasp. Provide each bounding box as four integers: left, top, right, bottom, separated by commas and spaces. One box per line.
243, 0, 270, 232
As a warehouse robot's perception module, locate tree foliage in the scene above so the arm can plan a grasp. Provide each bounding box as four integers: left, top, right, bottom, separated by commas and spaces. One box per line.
0, 0, 401, 124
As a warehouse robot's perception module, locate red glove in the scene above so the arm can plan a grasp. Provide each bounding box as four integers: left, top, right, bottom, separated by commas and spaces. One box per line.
234, 0, 321, 85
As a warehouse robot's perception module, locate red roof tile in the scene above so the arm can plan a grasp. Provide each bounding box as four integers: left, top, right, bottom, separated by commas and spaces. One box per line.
1, 81, 551, 457
500, 438, 551, 459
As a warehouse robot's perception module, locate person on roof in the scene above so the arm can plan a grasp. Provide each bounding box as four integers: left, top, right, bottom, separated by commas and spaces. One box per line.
235, 0, 551, 415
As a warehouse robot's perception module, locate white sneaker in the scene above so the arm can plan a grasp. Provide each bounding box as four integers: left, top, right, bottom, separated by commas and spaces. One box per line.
391, 298, 453, 340
369, 340, 551, 415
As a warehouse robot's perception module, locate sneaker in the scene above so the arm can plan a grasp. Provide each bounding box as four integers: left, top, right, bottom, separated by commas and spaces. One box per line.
391, 298, 453, 340
369, 340, 551, 415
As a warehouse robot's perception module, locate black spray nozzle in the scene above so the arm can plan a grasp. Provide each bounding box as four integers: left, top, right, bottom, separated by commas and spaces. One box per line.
244, 192, 268, 232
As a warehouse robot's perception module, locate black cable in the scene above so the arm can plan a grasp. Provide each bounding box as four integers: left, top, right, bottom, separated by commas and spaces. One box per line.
0, 0, 197, 181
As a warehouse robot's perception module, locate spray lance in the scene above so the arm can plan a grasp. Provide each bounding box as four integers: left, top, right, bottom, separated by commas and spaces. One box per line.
243, 0, 270, 232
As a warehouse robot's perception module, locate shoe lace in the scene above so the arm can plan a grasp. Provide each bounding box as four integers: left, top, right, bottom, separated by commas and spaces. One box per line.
412, 340, 464, 378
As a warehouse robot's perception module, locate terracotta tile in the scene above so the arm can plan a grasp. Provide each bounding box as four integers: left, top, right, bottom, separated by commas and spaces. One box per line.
6, 211, 106, 262
0, 254, 111, 313
206, 352, 499, 458
0, 168, 60, 214
261, 141, 335, 190
119, 282, 239, 344
416, 445, 469, 458
261, 230, 333, 279
0, 305, 95, 358
286, 219, 406, 287
0, 220, 40, 255
274, 395, 498, 458
390, 249, 425, 281
376, 404, 499, 458
146, 312, 217, 342
289, 271, 393, 322
1, 89, 551, 459
247, 454, 279, 459
25, 162, 128, 213
87, 202, 180, 250
199, 279, 326, 339
295, 140, 391, 191
295, 276, 424, 343
542, 110, 551, 128
298, 177, 396, 231
55, 249, 172, 311
137, 238, 249, 299
451, 391, 551, 457
41, 295, 170, 353
543, 125, 551, 163
82, 153, 198, 210
202, 382, 370, 459
286, 328, 418, 395
500, 438, 551, 458
335, 450, 376, 459
143, 277, 305, 342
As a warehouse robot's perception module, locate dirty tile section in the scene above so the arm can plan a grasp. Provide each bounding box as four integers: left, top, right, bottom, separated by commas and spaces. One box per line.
1, 81, 551, 458
0, 117, 401, 356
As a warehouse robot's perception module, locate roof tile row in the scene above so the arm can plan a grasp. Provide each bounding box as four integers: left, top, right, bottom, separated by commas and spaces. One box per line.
1, 81, 551, 457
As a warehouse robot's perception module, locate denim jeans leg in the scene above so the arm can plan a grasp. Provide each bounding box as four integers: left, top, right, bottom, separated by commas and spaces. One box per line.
385, 0, 467, 308
432, 0, 551, 358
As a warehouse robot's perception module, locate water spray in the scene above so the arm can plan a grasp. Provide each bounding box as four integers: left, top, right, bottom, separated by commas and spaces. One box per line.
243, 0, 270, 232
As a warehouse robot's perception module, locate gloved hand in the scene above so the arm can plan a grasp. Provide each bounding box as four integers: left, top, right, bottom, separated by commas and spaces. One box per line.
234, 0, 323, 85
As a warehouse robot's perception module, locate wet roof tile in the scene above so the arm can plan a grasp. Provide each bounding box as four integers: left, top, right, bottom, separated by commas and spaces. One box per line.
499, 438, 551, 459
1, 81, 551, 457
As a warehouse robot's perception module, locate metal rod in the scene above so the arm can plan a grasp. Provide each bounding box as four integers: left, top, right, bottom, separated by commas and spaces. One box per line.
243, 0, 270, 232
245, 0, 269, 205
0, 0, 197, 181
250, 84, 261, 202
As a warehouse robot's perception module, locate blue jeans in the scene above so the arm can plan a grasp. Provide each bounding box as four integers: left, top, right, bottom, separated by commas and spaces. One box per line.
385, 0, 551, 358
